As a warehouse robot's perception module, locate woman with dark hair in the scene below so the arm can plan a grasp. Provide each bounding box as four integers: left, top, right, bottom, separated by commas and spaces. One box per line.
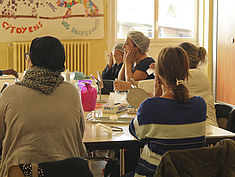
128, 47, 207, 177
0, 36, 86, 176
179, 42, 218, 127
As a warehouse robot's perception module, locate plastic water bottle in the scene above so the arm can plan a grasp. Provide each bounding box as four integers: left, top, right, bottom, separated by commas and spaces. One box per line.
65, 69, 70, 82
81, 83, 97, 111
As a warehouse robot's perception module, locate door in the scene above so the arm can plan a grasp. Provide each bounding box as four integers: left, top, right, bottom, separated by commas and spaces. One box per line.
217, 0, 235, 105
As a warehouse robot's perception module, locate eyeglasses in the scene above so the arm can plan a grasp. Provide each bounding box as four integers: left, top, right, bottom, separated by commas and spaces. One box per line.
24, 53, 30, 61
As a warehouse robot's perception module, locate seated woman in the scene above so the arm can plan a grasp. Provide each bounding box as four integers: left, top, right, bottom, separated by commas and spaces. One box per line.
102, 42, 124, 80
0, 36, 86, 177
128, 47, 207, 177
179, 42, 218, 127
117, 42, 218, 127
118, 31, 155, 81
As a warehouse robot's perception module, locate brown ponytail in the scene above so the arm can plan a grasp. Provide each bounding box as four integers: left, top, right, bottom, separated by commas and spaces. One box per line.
172, 84, 189, 103
179, 42, 207, 69
157, 47, 190, 103
197, 47, 207, 64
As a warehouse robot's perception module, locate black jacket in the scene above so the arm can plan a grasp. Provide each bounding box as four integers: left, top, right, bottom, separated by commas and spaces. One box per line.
155, 139, 235, 177
102, 63, 123, 80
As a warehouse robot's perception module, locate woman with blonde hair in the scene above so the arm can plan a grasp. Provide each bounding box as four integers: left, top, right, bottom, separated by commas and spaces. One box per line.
179, 42, 218, 127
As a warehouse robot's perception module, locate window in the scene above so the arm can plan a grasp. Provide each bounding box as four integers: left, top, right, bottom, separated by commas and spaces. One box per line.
116, 0, 197, 40
117, 0, 155, 39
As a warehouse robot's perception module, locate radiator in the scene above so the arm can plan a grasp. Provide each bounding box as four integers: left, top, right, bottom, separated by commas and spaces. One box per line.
11, 42, 31, 73
9, 41, 90, 74
62, 41, 90, 74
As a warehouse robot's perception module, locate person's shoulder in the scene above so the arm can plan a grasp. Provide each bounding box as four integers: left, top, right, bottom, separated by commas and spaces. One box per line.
55, 82, 81, 98
60, 81, 78, 91
136, 57, 155, 71
2, 83, 21, 92
191, 95, 205, 101
146, 56, 155, 61
190, 96, 207, 107
189, 69, 208, 79
140, 97, 165, 107
141, 57, 155, 63
0, 83, 22, 98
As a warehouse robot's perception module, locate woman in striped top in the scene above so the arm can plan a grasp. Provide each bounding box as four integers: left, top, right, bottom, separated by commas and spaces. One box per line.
129, 47, 207, 177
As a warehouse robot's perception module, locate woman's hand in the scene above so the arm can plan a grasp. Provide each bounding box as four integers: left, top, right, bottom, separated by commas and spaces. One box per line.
2, 69, 18, 78
154, 75, 163, 97
124, 48, 138, 65
113, 80, 132, 91
108, 52, 114, 69
114, 52, 124, 65
149, 63, 155, 69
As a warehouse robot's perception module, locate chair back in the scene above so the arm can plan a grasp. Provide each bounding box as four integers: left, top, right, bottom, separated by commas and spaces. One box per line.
154, 139, 235, 177
8, 165, 25, 177
215, 104, 233, 129
227, 109, 235, 133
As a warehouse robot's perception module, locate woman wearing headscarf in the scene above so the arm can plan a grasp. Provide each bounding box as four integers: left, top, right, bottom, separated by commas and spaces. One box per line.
102, 42, 124, 80
118, 31, 155, 81
179, 42, 218, 127
0, 36, 86, 176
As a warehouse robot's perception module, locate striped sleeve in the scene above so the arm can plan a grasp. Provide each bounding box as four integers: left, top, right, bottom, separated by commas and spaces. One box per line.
129, 99, 151, 140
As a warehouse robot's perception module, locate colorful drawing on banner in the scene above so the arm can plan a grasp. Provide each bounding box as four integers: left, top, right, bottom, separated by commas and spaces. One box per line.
0, 0, 104, 42
56, 0, 99, 17
1, 0, 47, 16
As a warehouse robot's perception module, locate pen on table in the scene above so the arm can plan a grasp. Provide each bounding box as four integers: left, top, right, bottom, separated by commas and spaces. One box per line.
110, 126, 123, 132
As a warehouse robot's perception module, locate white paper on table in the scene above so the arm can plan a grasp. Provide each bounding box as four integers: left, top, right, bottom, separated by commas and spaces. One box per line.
147, 68, 155, 76
137, 79, 155, 96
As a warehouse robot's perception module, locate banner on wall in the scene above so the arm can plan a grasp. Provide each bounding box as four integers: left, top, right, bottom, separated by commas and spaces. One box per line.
0, 0, 104, 42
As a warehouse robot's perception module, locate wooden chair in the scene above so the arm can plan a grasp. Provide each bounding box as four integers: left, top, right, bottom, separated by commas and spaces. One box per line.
8, 165, 25, 177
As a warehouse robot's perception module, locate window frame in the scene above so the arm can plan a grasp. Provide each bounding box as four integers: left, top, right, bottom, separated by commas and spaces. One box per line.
113, 0, 199, 45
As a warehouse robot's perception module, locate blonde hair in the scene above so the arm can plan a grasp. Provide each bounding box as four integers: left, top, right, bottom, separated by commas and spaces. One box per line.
179, 42, 207, 69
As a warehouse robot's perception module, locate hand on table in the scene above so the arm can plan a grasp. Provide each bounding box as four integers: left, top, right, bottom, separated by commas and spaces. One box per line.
2, 69, 19, 78
108, 52, 114, 69
113, 80, 132, 91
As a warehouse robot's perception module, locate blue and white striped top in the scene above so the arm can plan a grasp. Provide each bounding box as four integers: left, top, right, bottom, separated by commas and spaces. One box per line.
129, 96, 207, 177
